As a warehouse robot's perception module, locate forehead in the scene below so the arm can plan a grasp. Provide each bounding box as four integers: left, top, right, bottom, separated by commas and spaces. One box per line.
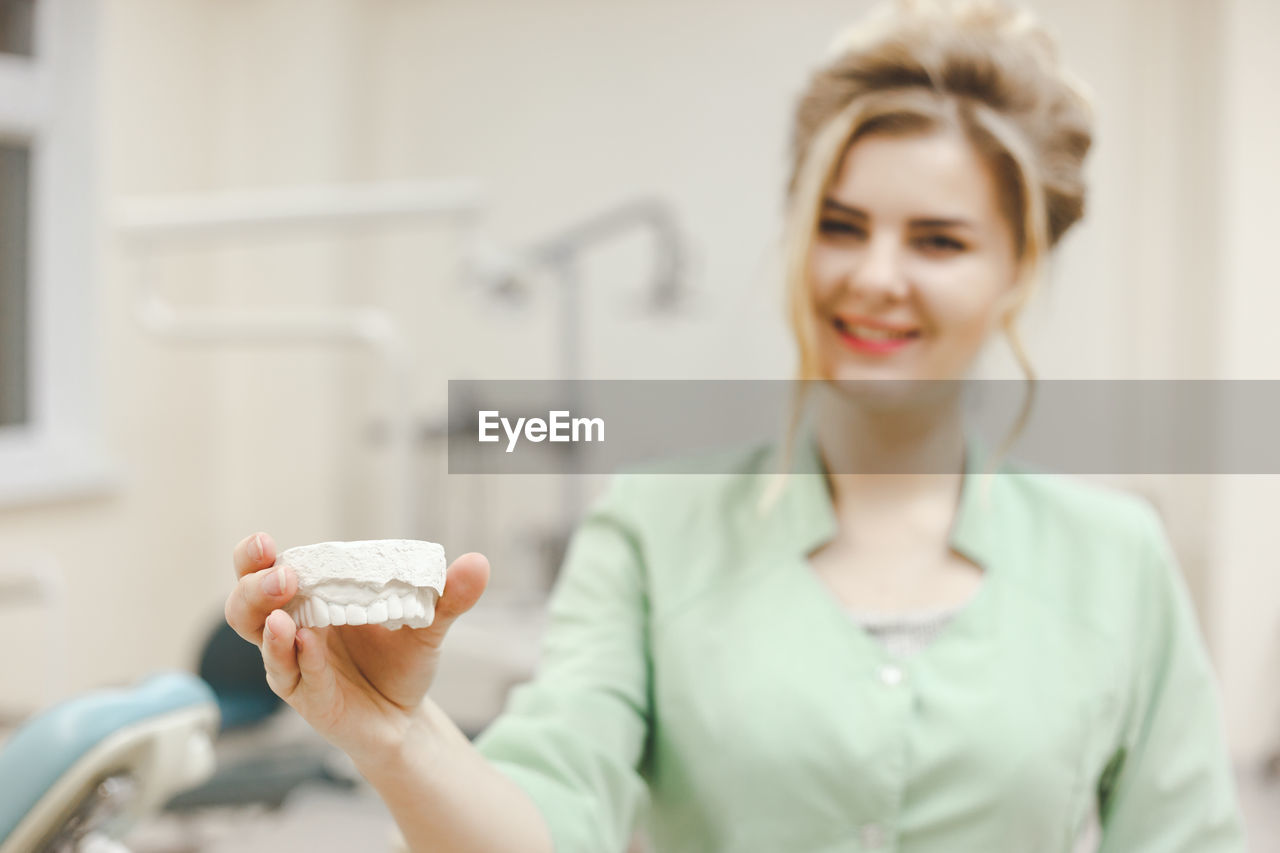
827, 128, 1002, 225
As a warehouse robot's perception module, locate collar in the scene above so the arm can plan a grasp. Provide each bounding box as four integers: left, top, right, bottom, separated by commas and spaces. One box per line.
760, 420, 999, 570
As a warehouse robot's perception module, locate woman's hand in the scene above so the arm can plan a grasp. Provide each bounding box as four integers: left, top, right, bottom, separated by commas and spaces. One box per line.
223, 532, 489, 765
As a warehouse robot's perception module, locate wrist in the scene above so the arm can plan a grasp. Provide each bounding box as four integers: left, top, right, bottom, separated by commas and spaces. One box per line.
349, 698, 462, 790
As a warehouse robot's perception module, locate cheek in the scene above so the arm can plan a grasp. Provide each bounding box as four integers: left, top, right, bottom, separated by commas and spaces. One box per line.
913, 260, 1011, 339
806, 245, 847, 303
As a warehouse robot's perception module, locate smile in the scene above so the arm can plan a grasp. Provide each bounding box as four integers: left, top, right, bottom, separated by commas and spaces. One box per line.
833, 317, 921, 353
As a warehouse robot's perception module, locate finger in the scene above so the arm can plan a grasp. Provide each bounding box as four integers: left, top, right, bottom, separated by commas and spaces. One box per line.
416, 552, 490, 647
225, 563, 297, 645
232, 532, 278, 579
294, 627, 339, 708
261, 609, 301, 698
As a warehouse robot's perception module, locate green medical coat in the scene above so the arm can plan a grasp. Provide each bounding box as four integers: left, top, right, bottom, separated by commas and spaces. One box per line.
474, 426, 1245, 852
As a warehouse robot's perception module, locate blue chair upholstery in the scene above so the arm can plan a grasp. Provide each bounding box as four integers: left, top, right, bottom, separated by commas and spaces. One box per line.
0, 672, 218, 846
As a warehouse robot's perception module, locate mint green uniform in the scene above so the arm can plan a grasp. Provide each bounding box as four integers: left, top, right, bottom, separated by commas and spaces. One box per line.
474, 427, 1245, 852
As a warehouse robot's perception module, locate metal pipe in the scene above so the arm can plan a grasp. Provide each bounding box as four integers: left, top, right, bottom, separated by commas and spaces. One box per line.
522, 198, 687, 536
115, 180, 486, 246
524, 197, 685, 313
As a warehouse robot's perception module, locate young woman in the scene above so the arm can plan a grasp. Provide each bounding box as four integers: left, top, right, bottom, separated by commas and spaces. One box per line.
224, 2, 1245, 850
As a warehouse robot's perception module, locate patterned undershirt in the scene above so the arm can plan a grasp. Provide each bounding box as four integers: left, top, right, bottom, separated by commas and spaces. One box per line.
846, 602, 966, 658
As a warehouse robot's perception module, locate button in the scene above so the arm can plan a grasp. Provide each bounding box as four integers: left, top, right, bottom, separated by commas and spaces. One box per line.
878, 663, 904, 686
860, 821, 887, 849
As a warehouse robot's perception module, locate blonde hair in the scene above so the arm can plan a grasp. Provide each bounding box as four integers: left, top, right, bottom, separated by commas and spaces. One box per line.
759, 0, 1094, 514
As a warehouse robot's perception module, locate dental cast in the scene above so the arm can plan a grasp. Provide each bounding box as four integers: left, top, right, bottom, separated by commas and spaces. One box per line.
278, 539, 447, 630
478, 410, 605, 452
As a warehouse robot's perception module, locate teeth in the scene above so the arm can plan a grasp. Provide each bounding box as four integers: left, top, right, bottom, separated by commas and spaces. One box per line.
852, 325, 911, 340
290, 590, 438, 630
310, 599, 331, 628
837, 319, 915, 340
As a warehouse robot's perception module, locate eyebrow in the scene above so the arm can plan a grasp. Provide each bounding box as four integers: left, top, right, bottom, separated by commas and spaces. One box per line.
821, 197, 975, 230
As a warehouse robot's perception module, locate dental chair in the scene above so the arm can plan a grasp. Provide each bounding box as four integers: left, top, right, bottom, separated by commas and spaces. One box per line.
0, 672, 219, 853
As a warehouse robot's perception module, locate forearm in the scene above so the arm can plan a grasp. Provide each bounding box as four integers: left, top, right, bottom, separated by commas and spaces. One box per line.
355, 698, 555, 853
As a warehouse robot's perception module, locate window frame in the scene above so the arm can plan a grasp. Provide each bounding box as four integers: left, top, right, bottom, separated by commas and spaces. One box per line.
0, 0, 114, 506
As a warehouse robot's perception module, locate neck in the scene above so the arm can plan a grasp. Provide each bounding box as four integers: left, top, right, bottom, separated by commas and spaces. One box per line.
811, 382, 968, 511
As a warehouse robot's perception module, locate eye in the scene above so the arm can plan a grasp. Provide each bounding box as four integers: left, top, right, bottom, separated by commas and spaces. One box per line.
818, 219, 865, 239
915, 234, 966, 253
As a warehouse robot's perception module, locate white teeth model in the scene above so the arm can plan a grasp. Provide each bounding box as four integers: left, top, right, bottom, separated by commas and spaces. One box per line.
277, 539, 447, 630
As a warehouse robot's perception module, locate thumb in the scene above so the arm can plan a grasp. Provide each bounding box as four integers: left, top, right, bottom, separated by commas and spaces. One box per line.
417, 552, 489, 647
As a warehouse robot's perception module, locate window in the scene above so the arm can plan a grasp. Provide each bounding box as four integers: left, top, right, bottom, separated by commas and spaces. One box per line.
0, 0, 112, 504
0, 141, 28, 428
0, 0, 35, 57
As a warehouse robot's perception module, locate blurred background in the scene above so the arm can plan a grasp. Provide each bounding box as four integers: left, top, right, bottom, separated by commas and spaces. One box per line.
0, 0, 1277, 850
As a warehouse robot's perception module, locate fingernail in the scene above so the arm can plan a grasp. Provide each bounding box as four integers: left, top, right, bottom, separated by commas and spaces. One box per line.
262, 566, 285, 596
263, 614, 275, 641
250, 534, 262, 562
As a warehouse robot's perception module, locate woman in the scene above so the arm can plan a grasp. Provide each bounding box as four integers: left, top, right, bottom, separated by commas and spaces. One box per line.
224, 1, 1245, 850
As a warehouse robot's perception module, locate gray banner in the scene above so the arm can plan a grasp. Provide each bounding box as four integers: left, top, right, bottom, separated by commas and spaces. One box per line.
446, 380, 1274, 474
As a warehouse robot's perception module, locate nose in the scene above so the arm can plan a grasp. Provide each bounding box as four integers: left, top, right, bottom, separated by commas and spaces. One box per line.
846, 231, 908, 302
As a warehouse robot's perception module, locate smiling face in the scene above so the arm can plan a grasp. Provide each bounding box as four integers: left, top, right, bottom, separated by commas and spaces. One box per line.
809, 126, 1021, 384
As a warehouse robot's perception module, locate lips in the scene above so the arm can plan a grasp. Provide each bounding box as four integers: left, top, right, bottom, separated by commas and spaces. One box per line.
832, 316, 921, 353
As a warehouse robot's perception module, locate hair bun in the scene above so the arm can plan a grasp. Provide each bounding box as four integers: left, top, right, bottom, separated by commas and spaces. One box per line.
791, 0, 1094, 250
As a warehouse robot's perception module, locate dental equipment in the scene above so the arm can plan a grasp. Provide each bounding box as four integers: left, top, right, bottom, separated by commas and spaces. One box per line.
0, 672, 219, 853
278, 539, 447, 630
458, 198, 688, 570
117, 182, 688, 584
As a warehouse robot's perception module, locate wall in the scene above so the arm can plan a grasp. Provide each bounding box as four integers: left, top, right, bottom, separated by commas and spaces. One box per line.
0, 0, 1273, 762
1210, 0, 1280, 763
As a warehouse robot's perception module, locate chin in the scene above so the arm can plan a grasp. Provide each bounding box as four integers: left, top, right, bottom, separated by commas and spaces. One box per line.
819, 346, 923, 383
821, 376, 965, 416
818, 347, 968, 406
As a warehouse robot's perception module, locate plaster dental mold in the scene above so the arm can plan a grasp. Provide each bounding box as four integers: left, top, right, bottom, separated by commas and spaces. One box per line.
277, 539, 447, 630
